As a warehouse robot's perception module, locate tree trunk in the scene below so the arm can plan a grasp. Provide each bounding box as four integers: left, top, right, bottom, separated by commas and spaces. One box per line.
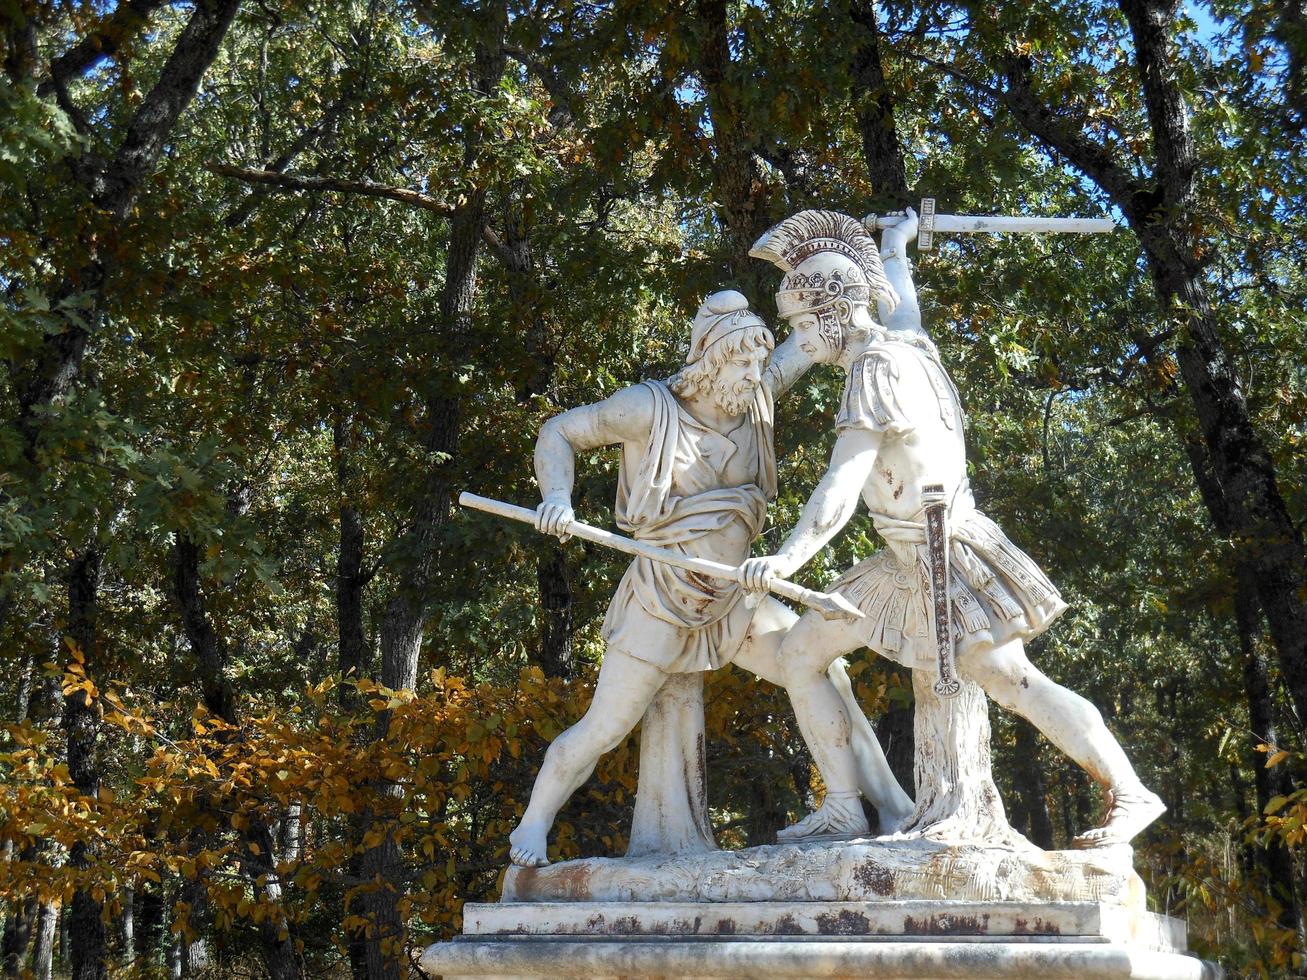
13, 650, 33, 723
501, 179, 576, 680
120, 886, 134, 965
1, 888, 36, 977
12, 0, 243, 462
358, 17, 507, 975
695, 0, 775, 292
170, 536, 302, 980
334, 413, 369, 710
848, 0, 912, 209
536, 547, 574, 679
1181, 429, 1303, 937
279, 803, 303, 865
64, 549, 107, 980
137, 885, 165, 973
31, 902, 55, 980
1009, 718, 1055, 849
176, 873, 209, 978
1236, 576, 1304, 938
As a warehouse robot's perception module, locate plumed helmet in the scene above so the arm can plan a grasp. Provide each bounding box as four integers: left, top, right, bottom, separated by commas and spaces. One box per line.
749, 210, 898, 319
686, 289, 771, 365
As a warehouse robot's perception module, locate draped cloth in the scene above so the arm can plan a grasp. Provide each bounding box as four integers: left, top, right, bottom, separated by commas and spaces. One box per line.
609, 379, 776, 856
602, 380, 775, 674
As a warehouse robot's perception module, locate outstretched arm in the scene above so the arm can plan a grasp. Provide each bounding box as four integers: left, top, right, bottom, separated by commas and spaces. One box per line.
764, 331, 816, 401
740, 427, 882, 590
534, 384, 654, 536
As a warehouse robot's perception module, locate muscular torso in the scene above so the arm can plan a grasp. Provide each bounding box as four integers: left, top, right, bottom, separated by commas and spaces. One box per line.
847, 342, 969, 520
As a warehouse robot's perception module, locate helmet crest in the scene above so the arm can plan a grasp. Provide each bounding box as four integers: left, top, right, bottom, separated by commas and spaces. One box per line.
750, 210, 898, 318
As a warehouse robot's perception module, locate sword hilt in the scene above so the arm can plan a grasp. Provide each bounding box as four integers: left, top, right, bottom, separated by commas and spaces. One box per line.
864, 198, 1116, 252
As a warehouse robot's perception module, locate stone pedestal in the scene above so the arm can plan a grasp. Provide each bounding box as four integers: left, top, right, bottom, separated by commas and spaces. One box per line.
421, 840, 1222, 979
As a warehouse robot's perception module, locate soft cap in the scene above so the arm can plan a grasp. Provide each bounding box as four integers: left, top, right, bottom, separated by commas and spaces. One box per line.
687, 290, 770, 364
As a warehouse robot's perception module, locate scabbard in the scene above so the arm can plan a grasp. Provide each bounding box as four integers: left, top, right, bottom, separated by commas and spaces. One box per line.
922, 484, 961, 698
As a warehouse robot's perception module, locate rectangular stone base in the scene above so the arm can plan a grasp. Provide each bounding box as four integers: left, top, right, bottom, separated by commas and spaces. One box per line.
420, 900, 1222, 979
419, 937, 1220, 979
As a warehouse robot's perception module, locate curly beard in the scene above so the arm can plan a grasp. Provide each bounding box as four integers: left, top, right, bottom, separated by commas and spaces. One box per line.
712, 377, 756, 417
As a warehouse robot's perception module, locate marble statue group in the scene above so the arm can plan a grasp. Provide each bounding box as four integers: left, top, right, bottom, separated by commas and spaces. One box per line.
500, 208, 1165, 869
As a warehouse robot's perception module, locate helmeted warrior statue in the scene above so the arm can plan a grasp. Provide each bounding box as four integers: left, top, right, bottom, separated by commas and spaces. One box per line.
741, 209, 1165, 847
508, 289, 913, 868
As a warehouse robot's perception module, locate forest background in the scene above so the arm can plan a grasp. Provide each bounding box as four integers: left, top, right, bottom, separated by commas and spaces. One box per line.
0, 0, 1304, 977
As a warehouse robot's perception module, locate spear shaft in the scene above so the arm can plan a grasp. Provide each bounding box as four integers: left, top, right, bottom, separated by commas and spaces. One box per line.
459, 492, 864, 622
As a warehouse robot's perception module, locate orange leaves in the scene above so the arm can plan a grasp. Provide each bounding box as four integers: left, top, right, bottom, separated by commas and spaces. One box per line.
0, 662, 778, 950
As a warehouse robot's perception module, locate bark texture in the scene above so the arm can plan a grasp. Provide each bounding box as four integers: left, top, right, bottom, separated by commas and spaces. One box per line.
14, 0, 244, 467
501, 179, 575, 679
357, 14, 508, 976
30, 902, 55, 980
64, 550, 106, 980
695, 0, 776, 290
848, 0, 912, 207
901, 672, 1025, 845
334, 414, 369, 709
1, 886, 35, 977
170, 536, 302, 980
1184, 433, 1303, 936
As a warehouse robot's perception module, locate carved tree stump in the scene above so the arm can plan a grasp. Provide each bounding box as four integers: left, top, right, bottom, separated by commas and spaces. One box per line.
901, 670, 1029, 848
627, 673, 718, 857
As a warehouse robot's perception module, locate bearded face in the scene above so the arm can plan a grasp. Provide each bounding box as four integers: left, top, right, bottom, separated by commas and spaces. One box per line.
708, 343, 768, 416
712, 374, 757, 416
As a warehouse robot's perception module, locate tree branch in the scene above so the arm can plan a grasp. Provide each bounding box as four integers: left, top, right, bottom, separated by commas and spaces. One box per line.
1118, 0, 1196, 215
210, 162, 457, 212
36, 0, 172, 98
210, 162, 515, 263
895, 46, 1156, 225
224, 92, 354, 227
96, 0, 243, 217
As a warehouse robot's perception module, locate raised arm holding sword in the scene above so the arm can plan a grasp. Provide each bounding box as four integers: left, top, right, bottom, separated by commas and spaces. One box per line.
463, 200, 1162, 864
738, 206, 1165, 847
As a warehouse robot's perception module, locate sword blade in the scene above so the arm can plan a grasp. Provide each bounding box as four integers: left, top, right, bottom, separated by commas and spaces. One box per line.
865, 213, 1115, 235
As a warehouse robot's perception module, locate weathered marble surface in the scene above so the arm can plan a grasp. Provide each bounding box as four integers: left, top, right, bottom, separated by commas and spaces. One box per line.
420, 938, 1220, 979
503, 837, 1145, 910
467, 900, 1185, 951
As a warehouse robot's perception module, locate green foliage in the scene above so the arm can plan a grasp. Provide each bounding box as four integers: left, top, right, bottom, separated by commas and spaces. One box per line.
0, 0, 1303, 976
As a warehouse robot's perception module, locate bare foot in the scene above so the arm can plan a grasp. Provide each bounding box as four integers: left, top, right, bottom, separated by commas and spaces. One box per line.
777, 793, 870, 843
1072, 787, 1166, 849
508, 822, 550, 867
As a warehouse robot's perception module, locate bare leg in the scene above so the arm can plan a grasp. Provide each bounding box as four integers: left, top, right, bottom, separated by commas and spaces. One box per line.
827, 658, 915, 832
733, 601, 913, 832
772, 611, 877, 839
961, 639, 1164, 847
510, 650, 668, 866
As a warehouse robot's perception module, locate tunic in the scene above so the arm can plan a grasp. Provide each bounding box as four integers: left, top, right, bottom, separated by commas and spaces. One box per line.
601, 380, 777, 673
831, 339, 1068, 668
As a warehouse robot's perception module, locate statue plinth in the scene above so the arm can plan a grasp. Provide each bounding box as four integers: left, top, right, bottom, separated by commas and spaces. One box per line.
420, 840, 1221, 979
502, 837, 1143, 906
